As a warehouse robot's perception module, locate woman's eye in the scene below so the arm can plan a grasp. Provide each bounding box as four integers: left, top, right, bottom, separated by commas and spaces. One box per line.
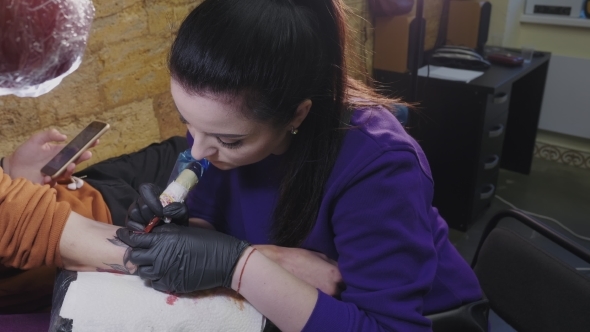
216, 137, 242, 149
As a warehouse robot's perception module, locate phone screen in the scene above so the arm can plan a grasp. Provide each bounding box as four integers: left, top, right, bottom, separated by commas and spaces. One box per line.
41, 121, 109, 177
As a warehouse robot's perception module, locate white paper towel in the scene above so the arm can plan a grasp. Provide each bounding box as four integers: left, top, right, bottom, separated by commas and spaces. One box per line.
59, 272, 265, 332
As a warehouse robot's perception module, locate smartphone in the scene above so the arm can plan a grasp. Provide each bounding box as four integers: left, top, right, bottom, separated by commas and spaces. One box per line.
41, 121, 110, 179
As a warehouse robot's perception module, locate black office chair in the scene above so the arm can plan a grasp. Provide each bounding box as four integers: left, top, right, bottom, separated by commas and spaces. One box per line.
471, 209, 590, 332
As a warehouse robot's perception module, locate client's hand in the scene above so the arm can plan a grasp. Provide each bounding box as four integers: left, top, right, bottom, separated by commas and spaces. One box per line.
125, 183, 189, 231
254, 245, 345, 297
3, 129, 95, 184
116, 224, 250, 293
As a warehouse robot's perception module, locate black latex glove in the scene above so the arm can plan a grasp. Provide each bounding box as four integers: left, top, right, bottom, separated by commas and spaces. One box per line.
125, 183, 189, 231
116, 224, 250, 293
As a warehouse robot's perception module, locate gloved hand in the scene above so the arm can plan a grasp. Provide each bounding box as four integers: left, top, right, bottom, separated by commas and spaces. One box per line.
125, 183, 189, 231
116, 224, 250, 293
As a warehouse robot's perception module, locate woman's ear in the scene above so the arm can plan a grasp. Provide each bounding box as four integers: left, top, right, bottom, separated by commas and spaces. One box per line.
290, 99, 312, 130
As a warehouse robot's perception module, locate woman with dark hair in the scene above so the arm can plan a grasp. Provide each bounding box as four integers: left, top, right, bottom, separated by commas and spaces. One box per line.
117, 0, 484, 331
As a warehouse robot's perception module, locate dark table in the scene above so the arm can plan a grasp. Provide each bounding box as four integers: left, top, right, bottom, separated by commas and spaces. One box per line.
375, 49, 551, 231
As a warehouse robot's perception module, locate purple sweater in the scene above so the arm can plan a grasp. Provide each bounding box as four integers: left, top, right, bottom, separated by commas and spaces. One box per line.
186, 107, 482, 331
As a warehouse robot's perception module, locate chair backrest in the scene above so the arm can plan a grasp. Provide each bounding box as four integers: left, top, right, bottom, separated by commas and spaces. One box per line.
472, 209, 590, 332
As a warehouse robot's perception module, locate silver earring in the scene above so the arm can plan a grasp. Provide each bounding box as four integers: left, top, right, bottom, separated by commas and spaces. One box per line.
290, 126, 299, 135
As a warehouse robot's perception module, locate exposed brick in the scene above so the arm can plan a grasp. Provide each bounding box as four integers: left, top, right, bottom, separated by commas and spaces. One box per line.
34, 54, 103, 127
153, 91, 186, 140
94, 0, 142, 19
146, 0, 202, 5
146, 1, 203, 36
0, 96, 39, 139
87, 3, 148, 52
0, 0, 199, 163
77, 99, 162, 168
97, 33, 172, 107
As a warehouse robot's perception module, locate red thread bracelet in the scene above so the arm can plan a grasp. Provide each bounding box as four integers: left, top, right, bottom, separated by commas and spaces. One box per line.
237, 247, 257, 295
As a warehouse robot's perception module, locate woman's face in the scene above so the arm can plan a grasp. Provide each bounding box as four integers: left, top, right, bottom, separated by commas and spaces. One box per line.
171, 79, 293, 170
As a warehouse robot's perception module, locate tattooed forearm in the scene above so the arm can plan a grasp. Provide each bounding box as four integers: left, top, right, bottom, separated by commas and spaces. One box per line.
98, 237, 138, 275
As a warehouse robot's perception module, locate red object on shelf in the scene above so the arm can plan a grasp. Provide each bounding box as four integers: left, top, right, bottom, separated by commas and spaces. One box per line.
487, 53, 524, 67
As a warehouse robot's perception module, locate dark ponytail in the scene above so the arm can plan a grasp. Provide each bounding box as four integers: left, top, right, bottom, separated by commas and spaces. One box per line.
270, 0, 348, 247
169, 0, 398, 247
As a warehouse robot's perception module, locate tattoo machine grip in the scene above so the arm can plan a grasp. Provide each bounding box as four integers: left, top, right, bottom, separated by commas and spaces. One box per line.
143, 159, 209, 233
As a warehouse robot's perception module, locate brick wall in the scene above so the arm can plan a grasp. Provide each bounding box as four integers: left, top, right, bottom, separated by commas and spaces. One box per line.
0, 0, 200, 168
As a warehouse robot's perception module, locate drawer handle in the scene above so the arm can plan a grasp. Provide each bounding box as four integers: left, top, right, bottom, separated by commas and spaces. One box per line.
484, 155, 500, 170
488, 124, 504, 138
480, 184, 495, 200
493, 92, 509, 104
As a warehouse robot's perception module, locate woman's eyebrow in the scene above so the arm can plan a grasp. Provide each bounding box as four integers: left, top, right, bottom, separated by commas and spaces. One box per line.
205, 132, 247, 138
174, 107, 248, 138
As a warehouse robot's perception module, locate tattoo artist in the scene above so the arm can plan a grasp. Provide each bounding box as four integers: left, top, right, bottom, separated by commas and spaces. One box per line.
117, 1, 484, 332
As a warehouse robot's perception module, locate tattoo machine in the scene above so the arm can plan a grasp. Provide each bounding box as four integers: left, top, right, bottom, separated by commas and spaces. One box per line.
143, 151, 210, 233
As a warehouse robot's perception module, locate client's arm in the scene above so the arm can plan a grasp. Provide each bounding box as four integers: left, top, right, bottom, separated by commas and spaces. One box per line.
0, 165, 125, 272
59, 212, 136, 274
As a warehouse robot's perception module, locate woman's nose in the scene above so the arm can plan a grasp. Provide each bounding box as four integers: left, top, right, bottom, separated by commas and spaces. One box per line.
190, 135, 216, 160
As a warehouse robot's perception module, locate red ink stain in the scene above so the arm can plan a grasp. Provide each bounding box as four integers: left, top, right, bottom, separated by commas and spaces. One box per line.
166, 295, 178, 305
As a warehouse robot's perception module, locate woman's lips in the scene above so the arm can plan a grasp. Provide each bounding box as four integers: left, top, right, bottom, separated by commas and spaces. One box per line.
208, 159, 223, 167
208, 160, 234, 170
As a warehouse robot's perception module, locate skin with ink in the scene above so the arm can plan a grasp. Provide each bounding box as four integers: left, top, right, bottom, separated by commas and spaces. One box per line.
107, 236, 128, 248
97, 236, 137, 275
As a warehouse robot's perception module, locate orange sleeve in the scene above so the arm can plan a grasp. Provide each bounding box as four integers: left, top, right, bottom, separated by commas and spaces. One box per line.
53, 182, 112, 225
0, 169, 70, 269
